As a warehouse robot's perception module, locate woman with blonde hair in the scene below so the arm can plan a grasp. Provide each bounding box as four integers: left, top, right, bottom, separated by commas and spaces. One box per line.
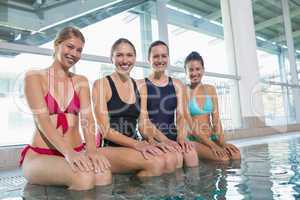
20, 27, 111, 190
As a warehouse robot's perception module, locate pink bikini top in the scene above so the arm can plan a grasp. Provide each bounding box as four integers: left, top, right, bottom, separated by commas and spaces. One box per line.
44, 72, 80, 134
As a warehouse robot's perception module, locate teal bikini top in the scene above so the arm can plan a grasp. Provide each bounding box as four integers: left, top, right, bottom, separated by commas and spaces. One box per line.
188, 93, 213, 116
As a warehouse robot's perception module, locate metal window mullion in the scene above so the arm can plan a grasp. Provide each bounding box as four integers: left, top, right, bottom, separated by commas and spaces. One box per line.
281, 0, 300, 123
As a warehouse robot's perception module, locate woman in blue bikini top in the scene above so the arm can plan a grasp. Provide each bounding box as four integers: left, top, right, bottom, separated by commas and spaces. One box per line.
184, 51, 241, 162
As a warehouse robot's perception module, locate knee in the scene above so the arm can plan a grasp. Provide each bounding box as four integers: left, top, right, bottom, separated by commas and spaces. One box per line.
175, 153, 183, 169
145, 156, 165, 176
183, 149, 199, 167
231, 150, 241, 160
69, 171, 95, 191
163, 153, 178, 173
95, 169, 112, 186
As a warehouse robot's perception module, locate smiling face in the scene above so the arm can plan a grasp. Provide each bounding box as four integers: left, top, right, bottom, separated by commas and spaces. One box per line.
111, 42, 136, 75
186, 60, 204, 84
148, 44, 169, 73
54, 36, 84, 69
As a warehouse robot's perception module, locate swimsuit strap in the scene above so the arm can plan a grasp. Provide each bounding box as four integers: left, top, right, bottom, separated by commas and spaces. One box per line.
70, 75, 76, 93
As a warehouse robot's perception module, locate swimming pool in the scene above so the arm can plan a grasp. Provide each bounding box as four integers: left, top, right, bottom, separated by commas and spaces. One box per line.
1, 134, 300, 200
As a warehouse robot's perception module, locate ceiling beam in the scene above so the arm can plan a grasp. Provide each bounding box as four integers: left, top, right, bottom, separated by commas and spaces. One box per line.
168, 1, 209, 17
271, 29, 300, 43
255, 8, 300, 31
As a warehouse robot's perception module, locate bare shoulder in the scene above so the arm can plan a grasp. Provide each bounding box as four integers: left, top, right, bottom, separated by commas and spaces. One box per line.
203, 84, 217, 95
171, 77, 185, 89
24, 69, 46, 83
135, 78, 146, 91
135, 78, 145, 86
92, 77, 109, 92
71, 73, 88, 83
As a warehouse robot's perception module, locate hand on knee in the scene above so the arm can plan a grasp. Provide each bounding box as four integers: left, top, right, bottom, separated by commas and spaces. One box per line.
183, 150, 199, 167
141, 157, 165, 177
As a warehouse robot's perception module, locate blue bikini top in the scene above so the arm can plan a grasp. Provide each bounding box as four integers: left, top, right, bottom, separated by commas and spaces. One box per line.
188, 90, 213, 116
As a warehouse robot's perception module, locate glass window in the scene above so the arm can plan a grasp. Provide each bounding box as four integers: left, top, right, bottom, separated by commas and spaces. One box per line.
289, 1, 300, 84
0, 52, 53, 146
253, 0, 297, 125
253, 0, 290, 83
1, 1, 158, 62
261, 84, 296, 125
40, 1, 157, 63
166, 0, 233, 75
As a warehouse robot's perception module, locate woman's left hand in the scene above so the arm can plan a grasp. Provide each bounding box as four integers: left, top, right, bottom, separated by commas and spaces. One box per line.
224, 143, 239, 156
86, 150, 111, 173
177, 137, 193, 153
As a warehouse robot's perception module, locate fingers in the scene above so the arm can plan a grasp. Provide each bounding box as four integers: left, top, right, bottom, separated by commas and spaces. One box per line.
166, 144, 176, 152
232, 146, 240, 153
172, 142, 182, 152
141, 150, 150, 160
181, 142, 188, 153
147, 147, 160, 156
158, 144, 169, 153
187, 142, 193, 152
86, 158, 94, 171
69, 161, 78, 172
89, 154, 111, 173
73, 159, 86, 172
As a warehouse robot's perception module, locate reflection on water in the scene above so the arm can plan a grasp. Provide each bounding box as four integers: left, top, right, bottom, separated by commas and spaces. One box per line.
4, 137, 300, 199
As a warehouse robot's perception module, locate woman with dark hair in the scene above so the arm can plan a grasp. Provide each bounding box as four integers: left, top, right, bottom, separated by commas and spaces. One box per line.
21, 27, 112, 190
184, 51, 240, 161
138, 41, 199, 168
92, 38, 167, 177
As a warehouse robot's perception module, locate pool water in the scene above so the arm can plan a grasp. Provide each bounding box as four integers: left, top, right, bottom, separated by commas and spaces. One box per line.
1, 136, 300, 200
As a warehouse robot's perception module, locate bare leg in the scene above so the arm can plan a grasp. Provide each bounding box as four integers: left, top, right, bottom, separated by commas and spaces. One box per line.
193, 142, 230, 162
176, 152, 183, 169
98, 147, 165, 177
182, 145, 199, 167
162, 152, 180, 173
224, 143, 241, 160
22, 149, 111, 191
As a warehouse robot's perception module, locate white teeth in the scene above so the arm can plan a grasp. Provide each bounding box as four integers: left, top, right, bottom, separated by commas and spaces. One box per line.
66, 56, 75, 63
121, 65, 129, 70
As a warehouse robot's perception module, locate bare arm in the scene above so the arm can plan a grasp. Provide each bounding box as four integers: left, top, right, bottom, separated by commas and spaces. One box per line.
24, 71, 74, 156
77, 76, 97, 152
210, 85, 225, 147
78, 75, 111, 172
173, 79, 188, 142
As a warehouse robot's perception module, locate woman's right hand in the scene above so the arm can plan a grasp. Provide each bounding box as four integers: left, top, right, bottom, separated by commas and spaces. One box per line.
65, 151, 94, 172
210, 145, 228, 159
133, 141, 163, 159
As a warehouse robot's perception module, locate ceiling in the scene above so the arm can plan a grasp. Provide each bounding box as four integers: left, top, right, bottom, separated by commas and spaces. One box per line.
0, 0, 300, 59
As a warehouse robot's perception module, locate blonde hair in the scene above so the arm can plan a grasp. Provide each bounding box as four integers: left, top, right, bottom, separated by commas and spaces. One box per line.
53, 26, 85, 56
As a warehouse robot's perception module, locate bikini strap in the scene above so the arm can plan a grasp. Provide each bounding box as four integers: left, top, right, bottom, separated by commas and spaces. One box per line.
70, 75, 76, 93
48, 68, 53, 94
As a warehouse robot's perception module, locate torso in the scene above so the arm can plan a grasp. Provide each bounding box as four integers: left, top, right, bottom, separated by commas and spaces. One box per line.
104, 75, 141, 146
145, 76, 177, 140
188, 84, 214, 136
30, 69, 83, 149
